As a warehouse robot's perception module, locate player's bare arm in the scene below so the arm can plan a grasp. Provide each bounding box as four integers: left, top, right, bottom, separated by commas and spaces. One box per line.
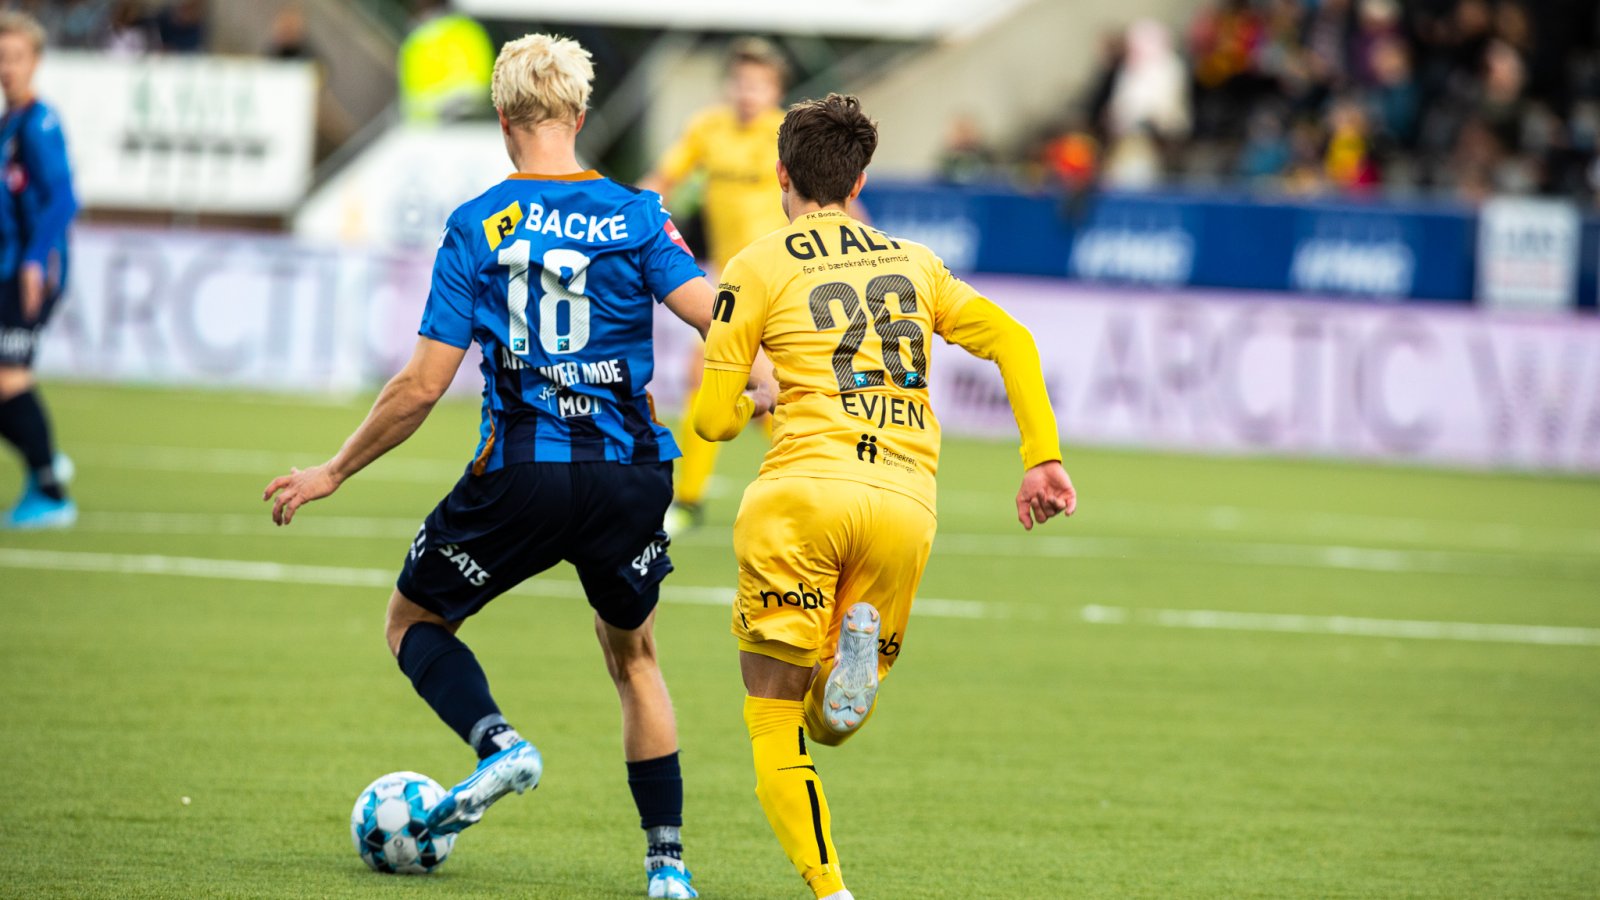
263, 336, 466, 525
661, 277, 714, 339
746, 358, 777, 417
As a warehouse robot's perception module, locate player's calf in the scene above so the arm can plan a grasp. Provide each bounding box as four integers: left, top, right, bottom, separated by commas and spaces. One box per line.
389, 594, 540, 835
0, 381, 74, 529
597, 613, 697, 897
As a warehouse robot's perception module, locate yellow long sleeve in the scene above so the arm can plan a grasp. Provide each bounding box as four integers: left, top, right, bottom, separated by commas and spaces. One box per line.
938, 296, 1062, 469
691, 368, 755, 443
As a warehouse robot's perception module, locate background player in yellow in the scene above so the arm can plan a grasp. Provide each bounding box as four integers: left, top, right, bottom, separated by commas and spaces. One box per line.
692, 95, 1078, 899
641, 38, 790, 534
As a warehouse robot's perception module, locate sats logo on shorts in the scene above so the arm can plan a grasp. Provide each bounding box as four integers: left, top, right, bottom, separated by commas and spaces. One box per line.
632, 537, 668, 577
438, 543, 491, 586
759, 582, 828, 610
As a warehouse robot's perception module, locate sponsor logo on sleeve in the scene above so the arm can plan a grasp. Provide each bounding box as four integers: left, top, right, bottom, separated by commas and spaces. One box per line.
664, 219, 693, 255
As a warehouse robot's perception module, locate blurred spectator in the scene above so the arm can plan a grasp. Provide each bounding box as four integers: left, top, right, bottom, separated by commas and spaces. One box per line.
1042, 121, 1099, 192
266, 4, 310, 60
1493, 1, 1533, 57
1189, 0, 1263, 137
1368, 35, 1420, 146
1451, 116, 1501, 202
1237, 106, 1290, 181
1432, 0, 1494, 86
103, 0, 157, 56
1302, 0, 1352, 90
936, 115, 997, 185
156, 0, 206, 54
1476, 39, 1527, 150
8, 0, 214, 56
1103, 124, 1165, 189
1001, 0, 1600, 206
398, 0, 494, 123
1324, 97, 1381, 190
28, 0, 110, 49
1282, 119, 1328, 195
1082, 28, 1125, 133
1190, 0, 1262, 91
1352, 0, 1403, 86
1108, 19, 1190, 141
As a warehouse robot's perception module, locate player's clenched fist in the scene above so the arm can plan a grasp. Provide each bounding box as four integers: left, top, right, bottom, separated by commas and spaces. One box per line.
1015, 460, 1076, 530
263, 463, 341, 526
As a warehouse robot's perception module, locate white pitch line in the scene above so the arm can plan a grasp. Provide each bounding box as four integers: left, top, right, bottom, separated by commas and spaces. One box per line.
926, 532, 1599, 580
57, 510, 1600, 580
75, 511, 422, 540
932, 490, 1600, 553
1079, 604, 1600, 647
2, 549, 1585, 644
60, 441, 1600, 555
65, 444, 463, 484
0, 548, 993, 620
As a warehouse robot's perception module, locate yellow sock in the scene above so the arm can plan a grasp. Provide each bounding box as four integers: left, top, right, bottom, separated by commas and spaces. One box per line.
744, 696, 845, 898
674, 386, 722, 506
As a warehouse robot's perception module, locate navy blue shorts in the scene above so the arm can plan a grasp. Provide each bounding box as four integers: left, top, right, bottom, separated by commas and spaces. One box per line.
397, 461, 675, 630
0, 273, 65, 368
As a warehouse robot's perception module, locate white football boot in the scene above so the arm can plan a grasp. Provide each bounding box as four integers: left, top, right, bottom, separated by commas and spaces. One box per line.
424, 740, 541, 835
646, 861, 699, 898
821, 603, 881, 733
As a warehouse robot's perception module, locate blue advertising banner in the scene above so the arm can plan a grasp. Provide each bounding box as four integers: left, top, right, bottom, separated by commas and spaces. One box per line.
862, 180, 1555, 305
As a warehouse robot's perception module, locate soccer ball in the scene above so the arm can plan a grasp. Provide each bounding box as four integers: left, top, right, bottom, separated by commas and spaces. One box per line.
350, 771, 455, 874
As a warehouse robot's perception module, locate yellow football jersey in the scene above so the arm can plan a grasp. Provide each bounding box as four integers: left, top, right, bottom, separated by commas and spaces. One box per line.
702, 208, 1001, 513
655, 105, 789, 266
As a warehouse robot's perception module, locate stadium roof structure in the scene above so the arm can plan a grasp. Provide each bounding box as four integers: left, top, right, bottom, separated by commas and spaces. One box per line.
451, 0, 1033, 40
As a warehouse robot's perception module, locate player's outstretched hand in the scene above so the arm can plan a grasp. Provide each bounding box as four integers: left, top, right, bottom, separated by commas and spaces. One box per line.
263, 464, 341, 526
1015, 460, 1076, 530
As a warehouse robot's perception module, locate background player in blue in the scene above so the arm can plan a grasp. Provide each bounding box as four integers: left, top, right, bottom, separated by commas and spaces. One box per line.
0, 12, 77, 530
263, 34, 724, 899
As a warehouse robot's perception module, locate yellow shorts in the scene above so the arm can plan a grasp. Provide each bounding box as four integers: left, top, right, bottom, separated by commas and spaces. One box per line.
730, 475, 936, 676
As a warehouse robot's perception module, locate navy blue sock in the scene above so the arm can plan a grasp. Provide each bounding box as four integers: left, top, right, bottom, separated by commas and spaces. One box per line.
627, 751, 684, 832
0, 390, 62, 500
396, 622, 516, 759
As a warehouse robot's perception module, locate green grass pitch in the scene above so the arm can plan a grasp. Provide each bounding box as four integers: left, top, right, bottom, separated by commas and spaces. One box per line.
1, 383, 1597, 898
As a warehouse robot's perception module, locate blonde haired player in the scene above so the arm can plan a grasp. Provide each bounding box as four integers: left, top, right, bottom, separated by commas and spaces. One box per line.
266, 33, 712, 899
692, 95, 1076, 899
642, 37, 791, 534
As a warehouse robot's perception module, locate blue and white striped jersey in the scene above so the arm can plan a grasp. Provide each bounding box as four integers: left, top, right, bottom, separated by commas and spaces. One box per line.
421, 171, 702, 472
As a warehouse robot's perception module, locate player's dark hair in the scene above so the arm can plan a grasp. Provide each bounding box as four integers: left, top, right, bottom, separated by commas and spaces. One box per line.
777, 93, 878, 207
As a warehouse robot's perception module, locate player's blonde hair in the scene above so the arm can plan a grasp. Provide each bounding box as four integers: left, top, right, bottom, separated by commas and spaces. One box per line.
491, 33, 594, 128
0, 10, 46, 54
